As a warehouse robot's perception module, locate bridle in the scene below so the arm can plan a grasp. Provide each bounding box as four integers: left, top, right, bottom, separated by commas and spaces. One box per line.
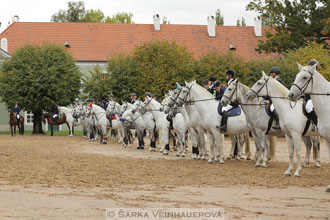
249, 77, 270, 98
222, 83, 238, 102
177, 85, 193, 105
291, 71, 314, 96
168, 88, 182, 107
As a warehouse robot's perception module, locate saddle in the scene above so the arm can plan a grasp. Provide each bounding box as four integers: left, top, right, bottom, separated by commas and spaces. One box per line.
217, 102, 241, 117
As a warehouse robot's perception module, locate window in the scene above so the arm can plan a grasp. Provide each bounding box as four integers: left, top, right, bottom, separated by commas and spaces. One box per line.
25, 111, 34, 125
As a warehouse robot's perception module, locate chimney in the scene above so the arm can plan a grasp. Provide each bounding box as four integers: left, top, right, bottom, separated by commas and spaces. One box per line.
1, 38, 8, 52
254, 17, 262, 37
207, 16, 216, 37
12, 15, 20, 22
153, 14, 160, 31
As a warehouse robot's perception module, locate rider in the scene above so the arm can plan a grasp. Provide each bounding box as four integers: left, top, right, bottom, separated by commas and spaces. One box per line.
213, 81, 226, 100
203, 79, 210, 90
13, 101, 21, 122
109, 94, 116, 102
153, 93, 161, 103
53, 103, 60, 121
303, 59, 319, 127
264, 67, 282, 130
207, 76, 217, 94
130, 93, 137, 104
216, 69, 239, 132
102, 100, 108, 111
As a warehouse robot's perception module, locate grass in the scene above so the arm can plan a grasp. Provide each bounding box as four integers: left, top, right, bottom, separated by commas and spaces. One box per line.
0, 130, 84, 136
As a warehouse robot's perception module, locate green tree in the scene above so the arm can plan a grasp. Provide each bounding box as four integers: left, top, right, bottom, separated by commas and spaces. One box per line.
195, 51, 249, 85
82, 9, 105, 22
105, 12, 134, 24
107, 54, 137, 101
215, 9, 224, 25
132, 40, 195, 99
246, 0, 330, 53
82, 65, 112, 100
0, 43, 81, 133
51, 1, 86, 22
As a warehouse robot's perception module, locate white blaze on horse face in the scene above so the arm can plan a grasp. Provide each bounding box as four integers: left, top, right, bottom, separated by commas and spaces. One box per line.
221, 81, 236, 106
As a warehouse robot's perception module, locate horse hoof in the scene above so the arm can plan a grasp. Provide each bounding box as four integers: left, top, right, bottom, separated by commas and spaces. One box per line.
284, 173, 291, 177
261, 165, 267, 168
316, 163, 321, 168
246, 157, 252, 160
208, 159, 214, 163
176, 154, 180, 157
181, 155, 185, 158
294, 174, 300, 178
201, 156, 206, 161
326, 187, 330, 192
255, 164, 261, 168
219, 160, 224, 164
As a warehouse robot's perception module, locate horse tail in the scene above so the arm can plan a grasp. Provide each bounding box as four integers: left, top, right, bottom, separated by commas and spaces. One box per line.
244, 132, 251, 158
269, 135, 276, 161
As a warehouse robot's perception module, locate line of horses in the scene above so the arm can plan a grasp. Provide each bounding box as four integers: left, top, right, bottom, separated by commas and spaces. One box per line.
7, 63, 330, 192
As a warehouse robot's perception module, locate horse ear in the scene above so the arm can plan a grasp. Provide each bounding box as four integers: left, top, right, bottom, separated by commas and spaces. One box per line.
296, 61, 303, 71
310, 62, 317, 73
235, 78, 239, 83
262, 71, 268, 79
132, 108, 136, 114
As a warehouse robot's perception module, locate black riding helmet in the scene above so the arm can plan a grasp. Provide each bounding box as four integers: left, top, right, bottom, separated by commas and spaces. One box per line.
307, 59, 319, 70
269, 67, 280, 75
208, 76, 217, 83
225, 69, 235, 77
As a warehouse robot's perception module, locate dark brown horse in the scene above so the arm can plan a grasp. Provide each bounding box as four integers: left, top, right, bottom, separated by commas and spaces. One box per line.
8, 109, 24, 136
41, 113, 70, 136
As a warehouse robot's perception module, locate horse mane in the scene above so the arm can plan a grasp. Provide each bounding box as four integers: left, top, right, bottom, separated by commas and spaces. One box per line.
186, 80, 214, 99
59, 107, 72, 114
269, 77, 289, 97
92, 104, 105, 112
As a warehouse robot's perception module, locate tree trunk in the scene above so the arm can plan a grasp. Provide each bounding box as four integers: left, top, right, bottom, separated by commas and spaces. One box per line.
32, 111, 45, 134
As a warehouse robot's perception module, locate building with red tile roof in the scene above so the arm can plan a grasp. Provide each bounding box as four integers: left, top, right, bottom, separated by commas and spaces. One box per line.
0, 21, 277, 62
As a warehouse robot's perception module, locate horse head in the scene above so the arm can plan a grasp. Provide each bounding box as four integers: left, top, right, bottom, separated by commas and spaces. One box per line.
246, 71, 270, 100
288, 62, 318, 101
221, 78, 239, 107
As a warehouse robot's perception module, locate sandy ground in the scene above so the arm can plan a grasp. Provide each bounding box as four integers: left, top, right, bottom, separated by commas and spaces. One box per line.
0, 135, 329, 220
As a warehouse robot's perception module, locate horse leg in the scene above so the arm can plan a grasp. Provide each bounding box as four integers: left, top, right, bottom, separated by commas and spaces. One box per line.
10, 125, 13, 136
213, 130, 224, 163
207, 132, 215, 163
238, 134, 245, 160
292, 134, 303, 177
312, 136, 321, 168
14, 125, 16, 136
302, 136, 312, 167
50, 124, 54, 136
260, 135, 269, 168
284, 135, 294, 176
228, 135, 236, 160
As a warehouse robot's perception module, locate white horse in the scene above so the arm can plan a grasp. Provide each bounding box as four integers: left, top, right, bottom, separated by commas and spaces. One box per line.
132, 100, 157, 150
161, 95, 188, 157
80, 105, 98, 141
222, 79, 320, 168
141, 97, 170, 155
166, 90, 208, 160
106, 101, 127, 145
246, 72, 320, 177
88, 103, 123, 144
288, 63, 330, 191
176, 80, 250, 163
59, 106, 82, 136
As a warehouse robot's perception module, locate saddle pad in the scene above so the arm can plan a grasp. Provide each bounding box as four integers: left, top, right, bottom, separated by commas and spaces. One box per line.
119, 118, 126, 122
217, 102, 241, 117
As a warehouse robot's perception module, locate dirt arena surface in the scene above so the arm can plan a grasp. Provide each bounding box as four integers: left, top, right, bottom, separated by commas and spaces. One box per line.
0, 135, 329, 220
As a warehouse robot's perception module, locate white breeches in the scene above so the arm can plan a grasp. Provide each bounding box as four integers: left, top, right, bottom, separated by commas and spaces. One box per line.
222, 104, 233, 112
270, 104, 275, 112
16, 114, 20, 120
53, 114, 58, 119
305, 100, 314, 113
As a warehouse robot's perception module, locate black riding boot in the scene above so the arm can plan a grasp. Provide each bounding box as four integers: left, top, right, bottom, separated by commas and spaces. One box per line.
166, 115, 173, 130
217, 111, 228, 132
271, 110, 280, 129
308, 110, 318, 127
